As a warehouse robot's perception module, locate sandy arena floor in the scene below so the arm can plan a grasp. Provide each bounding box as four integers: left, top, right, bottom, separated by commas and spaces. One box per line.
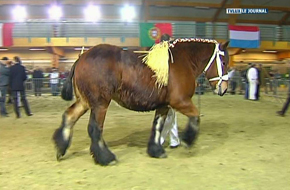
0, 94, 289, 190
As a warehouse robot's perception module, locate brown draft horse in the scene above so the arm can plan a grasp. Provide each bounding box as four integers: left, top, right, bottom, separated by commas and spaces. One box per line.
52, 38, 230, 166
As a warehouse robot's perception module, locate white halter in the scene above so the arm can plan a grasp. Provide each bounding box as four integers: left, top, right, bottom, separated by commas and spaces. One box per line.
203, 43, 228, 86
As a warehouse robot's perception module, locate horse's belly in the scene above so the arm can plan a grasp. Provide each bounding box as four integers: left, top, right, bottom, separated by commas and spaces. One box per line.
113, 94, 165, 112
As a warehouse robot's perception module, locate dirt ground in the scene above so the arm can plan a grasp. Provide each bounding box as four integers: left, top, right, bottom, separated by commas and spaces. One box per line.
0, 94, 289, 190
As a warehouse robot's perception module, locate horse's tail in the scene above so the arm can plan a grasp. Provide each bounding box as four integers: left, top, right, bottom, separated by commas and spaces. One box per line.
61, 58, 79, 101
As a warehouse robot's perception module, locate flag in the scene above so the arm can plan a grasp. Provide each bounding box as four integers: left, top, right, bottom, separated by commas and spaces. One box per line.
229, 25, 260, 48
139, 23, 172, 47
0, 23, 14, 47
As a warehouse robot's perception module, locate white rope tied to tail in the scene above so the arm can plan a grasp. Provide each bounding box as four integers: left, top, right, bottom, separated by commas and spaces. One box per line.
142, 42, 170, 88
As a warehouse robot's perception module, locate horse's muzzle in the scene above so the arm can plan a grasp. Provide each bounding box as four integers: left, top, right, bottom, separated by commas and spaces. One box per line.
214, 81, 228, 96
218, 87, 227, 96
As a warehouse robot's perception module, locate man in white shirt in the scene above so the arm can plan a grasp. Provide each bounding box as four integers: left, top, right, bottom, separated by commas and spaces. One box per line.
247, 63, 259, 100
50, 68, 60, 96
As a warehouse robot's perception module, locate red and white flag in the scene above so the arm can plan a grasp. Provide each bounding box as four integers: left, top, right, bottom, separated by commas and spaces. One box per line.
0, 23, 14, 47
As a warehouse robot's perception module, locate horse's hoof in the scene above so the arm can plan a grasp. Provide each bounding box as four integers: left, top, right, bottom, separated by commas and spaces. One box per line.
180, 141, 190, 149
108, 160, 118, 166
159, 153, 167, 158
56, 151, 63, 161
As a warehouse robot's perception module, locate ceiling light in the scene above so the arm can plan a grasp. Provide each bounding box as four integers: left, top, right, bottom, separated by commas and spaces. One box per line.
121, 5, 136, 22
195, 6, 210, 9
29, 48, 46, 51
84, 5, 101, 22
0, 48, 8, 51
48, 5, 62, 21
263, 50, 277, 53
12, 6, 27, 22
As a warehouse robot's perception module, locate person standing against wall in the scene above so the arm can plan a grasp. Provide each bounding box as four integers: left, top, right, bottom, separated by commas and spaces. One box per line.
0, 57, 10, 117
9, 56, 33, 118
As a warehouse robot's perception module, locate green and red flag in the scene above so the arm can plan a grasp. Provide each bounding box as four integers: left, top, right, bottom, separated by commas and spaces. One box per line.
139, 23, 172, 47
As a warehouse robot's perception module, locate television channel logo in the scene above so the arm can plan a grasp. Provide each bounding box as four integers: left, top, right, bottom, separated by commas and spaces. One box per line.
226, 8, 268, 14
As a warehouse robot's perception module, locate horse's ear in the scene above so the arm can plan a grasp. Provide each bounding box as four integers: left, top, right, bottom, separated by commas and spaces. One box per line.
220, 41, 230, 50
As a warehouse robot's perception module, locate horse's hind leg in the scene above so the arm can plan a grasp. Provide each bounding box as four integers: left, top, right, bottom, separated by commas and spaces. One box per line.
147, 106, 169, 158
53, 100, 88, 160
171, 99, 200, 147
88, 105, 116, 166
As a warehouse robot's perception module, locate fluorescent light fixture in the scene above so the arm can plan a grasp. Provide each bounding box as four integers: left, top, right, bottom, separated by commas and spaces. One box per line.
0, 48, 8, 51
74, 47, 89, 51
22, 60, 51, 63
48, 5, 62, 20
12, 5, 27, 22
121, 5, 136, 22
84, 5, 101, 22
263, 50, 277, 53
195, 6, 210, 9
29, 48, 46, 51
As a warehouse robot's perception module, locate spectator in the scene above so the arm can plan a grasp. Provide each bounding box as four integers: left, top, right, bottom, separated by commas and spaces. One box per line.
276, 91, 290, 117
277, 69, 290, 116
0, 57, 10, 117
242, 63, 252, 99
9, 56, 33, 118
32, 67, 44, 96
228, 67, 240, 95
256, 64, 263, 100
247, 63, 259, 100
50, 68, 59, 96
6, 61, 13, 104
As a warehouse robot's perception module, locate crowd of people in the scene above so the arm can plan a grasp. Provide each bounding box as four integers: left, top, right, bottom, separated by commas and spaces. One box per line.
0, 56, 33, 118
228, 63, 290, 116
0, 56, 69, 118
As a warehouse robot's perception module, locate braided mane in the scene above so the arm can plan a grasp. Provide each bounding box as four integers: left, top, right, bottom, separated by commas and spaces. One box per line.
169, 38, 218, 48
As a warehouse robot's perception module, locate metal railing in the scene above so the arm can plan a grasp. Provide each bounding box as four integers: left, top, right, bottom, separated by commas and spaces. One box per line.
24, 78, 66, 96
229, 76, 290, 101
20, 76, 289, 105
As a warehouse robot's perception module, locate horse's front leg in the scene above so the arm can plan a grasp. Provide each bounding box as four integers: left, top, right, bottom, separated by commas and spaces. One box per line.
147, 106, 169, 158
171, 100, 200, 147
88, 105, 117, 166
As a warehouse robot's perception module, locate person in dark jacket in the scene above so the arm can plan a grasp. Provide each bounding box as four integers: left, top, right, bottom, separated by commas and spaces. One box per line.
9, 56, 33, 118
32, 67, 44, 96
0, 57, 10, 117
277, 71, 290, 117
6, 61, 13, 104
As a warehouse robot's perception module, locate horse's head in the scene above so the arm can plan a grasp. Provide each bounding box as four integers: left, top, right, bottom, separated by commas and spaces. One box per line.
203, 41, 229, 96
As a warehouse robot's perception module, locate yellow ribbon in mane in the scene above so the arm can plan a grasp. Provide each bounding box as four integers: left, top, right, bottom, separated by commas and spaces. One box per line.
142, 42, 170, 88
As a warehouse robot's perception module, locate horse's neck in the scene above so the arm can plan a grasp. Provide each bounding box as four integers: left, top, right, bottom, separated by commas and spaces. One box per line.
182, 43, 215, 77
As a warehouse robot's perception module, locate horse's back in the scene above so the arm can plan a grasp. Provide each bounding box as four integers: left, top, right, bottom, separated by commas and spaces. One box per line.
74, 44, 168, 111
